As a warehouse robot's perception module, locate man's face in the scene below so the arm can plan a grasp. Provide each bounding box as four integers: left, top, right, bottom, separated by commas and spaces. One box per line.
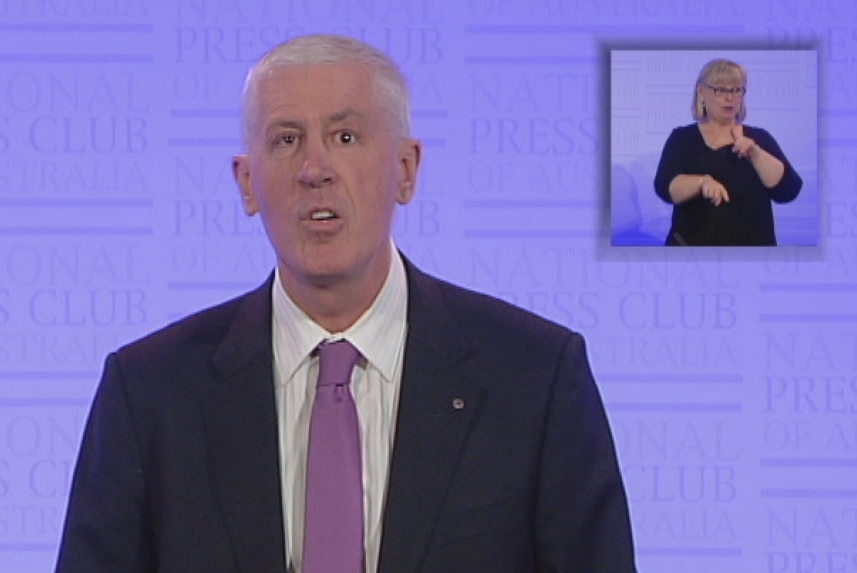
233, 62, 420, 298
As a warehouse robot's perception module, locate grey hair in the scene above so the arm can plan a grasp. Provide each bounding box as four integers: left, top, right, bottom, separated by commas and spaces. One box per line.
240, 34, 412, 148
691, 58, 748, 122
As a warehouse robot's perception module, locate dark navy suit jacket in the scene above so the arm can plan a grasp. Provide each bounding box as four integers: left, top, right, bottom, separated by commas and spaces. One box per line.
55, 261, 636, 572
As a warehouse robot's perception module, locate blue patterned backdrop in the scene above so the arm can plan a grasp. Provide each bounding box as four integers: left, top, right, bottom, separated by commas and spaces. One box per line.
1, 1, 855, 571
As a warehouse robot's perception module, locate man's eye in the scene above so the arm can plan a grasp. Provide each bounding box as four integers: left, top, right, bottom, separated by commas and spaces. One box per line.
336, 131, 357, 145
275, 133, 299, 146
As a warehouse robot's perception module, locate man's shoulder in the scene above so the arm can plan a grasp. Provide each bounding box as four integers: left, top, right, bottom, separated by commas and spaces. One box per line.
116, 277, 271, 362
411, 267, 575, 344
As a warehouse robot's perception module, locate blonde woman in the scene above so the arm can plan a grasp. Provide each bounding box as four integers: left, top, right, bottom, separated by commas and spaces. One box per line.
654, 58, 802, 245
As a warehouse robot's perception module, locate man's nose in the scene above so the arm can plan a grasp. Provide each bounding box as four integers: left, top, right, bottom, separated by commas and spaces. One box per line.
298, 136, 334, 188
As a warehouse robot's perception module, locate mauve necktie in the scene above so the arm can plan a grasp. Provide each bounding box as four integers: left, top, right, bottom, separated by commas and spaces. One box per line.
303, 340, 364, 573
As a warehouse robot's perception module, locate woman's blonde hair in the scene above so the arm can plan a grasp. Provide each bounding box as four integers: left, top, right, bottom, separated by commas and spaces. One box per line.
692, 58, 748, 122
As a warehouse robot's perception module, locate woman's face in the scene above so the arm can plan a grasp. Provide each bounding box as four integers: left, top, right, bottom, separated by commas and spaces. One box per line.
698, 75, 745, 124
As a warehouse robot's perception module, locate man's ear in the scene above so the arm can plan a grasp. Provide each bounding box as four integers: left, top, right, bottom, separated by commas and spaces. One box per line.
396, 138, 422, 205
232, 155, 258, 216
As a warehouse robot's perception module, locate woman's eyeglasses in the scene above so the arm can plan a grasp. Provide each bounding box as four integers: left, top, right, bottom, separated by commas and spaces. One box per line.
706, 85, 746, 97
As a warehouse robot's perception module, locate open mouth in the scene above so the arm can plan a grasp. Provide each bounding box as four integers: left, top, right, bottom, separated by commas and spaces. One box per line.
310, 209, 337, 221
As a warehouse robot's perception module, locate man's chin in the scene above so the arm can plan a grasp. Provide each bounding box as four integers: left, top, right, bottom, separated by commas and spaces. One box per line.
280, 255, 360, 290
279, 242, 391, 292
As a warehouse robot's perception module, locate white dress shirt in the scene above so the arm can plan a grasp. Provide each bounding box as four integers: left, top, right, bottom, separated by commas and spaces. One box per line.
271, 247, 408, 573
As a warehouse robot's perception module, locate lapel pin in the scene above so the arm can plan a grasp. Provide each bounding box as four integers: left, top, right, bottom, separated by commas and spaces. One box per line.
452, 398, 465, 410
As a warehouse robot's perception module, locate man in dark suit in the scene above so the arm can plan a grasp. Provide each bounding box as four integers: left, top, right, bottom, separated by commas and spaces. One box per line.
55, 34, 636, 572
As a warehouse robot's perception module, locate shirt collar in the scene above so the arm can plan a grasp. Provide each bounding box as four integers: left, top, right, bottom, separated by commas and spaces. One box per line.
272, 242, 408, 383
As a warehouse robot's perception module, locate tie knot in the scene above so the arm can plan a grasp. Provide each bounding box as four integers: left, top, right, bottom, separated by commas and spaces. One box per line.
317, 340, 360, 388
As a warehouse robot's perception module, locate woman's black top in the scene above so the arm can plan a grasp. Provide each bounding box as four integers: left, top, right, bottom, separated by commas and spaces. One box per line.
653, 123, 802, 246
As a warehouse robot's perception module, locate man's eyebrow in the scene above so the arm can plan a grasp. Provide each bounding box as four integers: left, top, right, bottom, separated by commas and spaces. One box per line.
328, 108, 364, 123
263, 110, 364, 133
267, 119, 302, 129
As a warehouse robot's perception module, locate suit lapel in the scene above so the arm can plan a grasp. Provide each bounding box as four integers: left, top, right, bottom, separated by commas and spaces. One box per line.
196, 265, 484, 572
201, 277, 287, 573
378, 262, 487, 573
